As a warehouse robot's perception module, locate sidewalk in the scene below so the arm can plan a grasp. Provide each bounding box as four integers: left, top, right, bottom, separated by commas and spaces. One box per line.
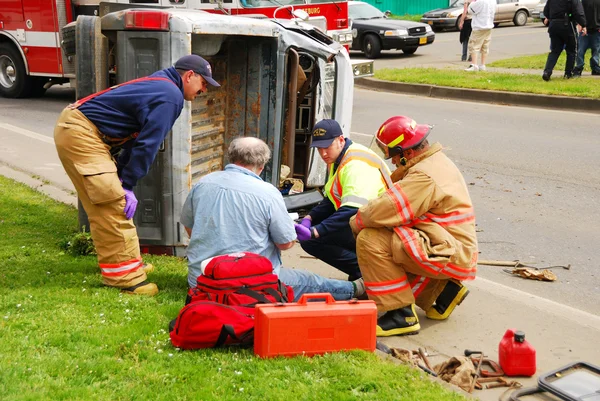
357, 62, 600, 113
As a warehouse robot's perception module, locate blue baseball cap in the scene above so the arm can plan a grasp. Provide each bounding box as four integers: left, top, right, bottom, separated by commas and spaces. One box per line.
310, 119, 343, 148
174, 54, 220, 87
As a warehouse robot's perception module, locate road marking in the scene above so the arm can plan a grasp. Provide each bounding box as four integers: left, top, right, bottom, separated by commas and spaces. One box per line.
0, 123, 54, 144
350, 131, 373, 138
472, 276, 600, 330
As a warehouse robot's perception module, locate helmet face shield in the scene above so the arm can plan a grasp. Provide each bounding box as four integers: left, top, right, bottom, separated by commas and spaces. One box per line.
375, 136, 391, 159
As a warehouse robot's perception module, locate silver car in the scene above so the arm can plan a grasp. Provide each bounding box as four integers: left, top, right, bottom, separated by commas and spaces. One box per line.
421, 0, 540, 31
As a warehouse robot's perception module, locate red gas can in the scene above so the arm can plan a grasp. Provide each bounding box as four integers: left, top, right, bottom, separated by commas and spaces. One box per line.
498, 329, 536, 376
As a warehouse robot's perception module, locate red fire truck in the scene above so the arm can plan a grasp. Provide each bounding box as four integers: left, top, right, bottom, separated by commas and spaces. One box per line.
0, 0, 353, 98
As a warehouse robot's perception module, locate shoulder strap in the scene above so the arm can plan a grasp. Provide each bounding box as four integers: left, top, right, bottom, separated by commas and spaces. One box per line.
236, 287, 275, 304
68, 76, 176, 109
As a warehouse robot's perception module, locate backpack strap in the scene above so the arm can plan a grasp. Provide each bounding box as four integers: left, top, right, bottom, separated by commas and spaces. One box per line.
215, 324, 254, 347
236, 287, 274, 304
264, 287, 284, 303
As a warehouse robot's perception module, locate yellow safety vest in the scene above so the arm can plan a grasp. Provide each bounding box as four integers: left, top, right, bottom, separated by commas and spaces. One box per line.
324, 143, 392, 210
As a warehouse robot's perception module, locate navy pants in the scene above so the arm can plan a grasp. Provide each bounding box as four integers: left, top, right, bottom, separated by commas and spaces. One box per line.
544, 20, 578, 77
300, 224, 361, 280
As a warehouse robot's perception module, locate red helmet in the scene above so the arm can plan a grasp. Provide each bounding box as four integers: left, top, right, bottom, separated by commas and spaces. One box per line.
375, 116, 432, 160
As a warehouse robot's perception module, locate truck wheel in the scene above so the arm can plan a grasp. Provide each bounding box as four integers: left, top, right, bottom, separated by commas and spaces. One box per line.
402, 47, 418, 55
363, 34, 382, 59
61, 21, 77, 56
0, 42, 34, 98
513, 10, 528, 26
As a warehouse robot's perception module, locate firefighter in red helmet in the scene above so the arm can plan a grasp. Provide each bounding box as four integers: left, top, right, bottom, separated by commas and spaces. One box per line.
349, 116, 478, 336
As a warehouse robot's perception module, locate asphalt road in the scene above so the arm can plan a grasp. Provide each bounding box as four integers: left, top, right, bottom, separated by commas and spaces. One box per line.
351, 21, 550, 68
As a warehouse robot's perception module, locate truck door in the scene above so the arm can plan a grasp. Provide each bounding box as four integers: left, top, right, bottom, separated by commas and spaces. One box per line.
0, 0, 25, 24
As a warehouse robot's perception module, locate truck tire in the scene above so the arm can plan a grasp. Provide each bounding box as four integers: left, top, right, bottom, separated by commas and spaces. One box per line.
61, 21, 77, 57
0, 42, 35, 98
513, 10, 528, 26
363, 34, 381, 59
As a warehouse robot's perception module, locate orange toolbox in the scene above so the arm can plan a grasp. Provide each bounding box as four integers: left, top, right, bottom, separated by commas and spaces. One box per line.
254, 293, 377, 358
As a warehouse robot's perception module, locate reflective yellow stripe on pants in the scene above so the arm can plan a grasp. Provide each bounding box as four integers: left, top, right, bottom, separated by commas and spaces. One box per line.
53, 108, 147, 288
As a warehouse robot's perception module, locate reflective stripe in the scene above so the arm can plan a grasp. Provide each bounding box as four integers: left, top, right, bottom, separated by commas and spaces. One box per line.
416, 208, 475, 226
4, 30, 59, 48
410, 276, 430, 298
100, 258, 143, 277
355, 210, 364, 231
387, 183, 413, 223
395, 226, 444, 275
395, 226, 477, 280
387, 133, 405, 149
365, 277, 409, 296
341, 195, 368, 206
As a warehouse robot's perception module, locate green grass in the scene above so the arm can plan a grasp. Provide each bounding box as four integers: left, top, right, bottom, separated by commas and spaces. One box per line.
374, 67, 600, 99
390, 14, 423, 22
488, 51, 595, 71
0, 175, 464, 401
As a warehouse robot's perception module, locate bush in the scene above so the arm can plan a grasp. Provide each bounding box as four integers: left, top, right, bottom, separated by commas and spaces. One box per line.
60, 226, 96, 256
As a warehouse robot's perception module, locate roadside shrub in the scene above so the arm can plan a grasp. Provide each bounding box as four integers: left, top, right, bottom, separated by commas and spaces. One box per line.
59, 226, 96, 256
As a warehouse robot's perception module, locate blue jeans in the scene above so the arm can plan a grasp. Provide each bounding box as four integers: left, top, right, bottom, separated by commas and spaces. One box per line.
279, 267, 354, 302
299, 224, 361, 280
574, 30, 600, 74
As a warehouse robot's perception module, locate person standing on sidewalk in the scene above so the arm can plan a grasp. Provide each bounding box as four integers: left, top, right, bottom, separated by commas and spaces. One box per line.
54, 55, 220, 296
464, 0, 496, 72
180, 137, 365, 301
294, 119, 391, 281
573, 0, 600, 76
542, 0, 587, 80
350, 116, 478, 337
458, 1, 473, 62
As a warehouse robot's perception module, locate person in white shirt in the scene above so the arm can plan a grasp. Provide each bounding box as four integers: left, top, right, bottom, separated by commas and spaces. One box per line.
464, 0, 496, 71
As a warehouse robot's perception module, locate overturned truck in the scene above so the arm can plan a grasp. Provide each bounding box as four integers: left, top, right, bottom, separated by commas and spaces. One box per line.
71, 6, 372, 255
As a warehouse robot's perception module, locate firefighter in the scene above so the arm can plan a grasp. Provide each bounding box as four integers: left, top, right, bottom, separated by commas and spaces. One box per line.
294, 119, 391, 280
54, 55, 220, 296
349, 116, 478, 336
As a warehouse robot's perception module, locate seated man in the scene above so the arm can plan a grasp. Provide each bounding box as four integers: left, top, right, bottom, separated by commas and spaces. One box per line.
295, 119, 391, 281
181, 136, 365, 301
350, 116, 478, 337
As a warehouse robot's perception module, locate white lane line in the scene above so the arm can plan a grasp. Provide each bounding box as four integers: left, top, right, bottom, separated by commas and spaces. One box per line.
350, 131, 373, 138
472, 276, 600, 331
0, 123, 54, 144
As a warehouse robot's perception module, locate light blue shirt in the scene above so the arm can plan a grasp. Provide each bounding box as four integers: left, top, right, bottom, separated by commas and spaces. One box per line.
180, 164, 297, 288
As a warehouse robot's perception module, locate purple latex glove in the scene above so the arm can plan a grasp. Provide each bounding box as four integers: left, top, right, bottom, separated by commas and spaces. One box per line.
123, 189, 138, 220
294, 223, 312, 241
300, 217, 312, 228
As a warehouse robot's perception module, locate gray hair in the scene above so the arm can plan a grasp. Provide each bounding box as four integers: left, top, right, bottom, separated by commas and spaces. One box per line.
227, 137, 271, 168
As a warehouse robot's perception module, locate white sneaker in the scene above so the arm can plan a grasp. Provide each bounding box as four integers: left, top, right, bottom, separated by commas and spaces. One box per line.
465, 64, 479, 72
478, 65, 487, 71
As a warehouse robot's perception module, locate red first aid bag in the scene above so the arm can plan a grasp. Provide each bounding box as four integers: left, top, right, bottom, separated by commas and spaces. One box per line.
170, 302, 255, 349
187, 252, 294, 307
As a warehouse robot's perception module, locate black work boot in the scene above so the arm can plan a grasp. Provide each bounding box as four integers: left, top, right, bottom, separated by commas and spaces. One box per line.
376, 304, 420, 337
426, 280, 469, 320
542, 70, 551, 81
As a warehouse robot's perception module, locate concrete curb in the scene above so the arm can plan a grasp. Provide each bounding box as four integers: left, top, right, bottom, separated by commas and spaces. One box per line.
0, 163, 77, 207
355, 77, 600, 113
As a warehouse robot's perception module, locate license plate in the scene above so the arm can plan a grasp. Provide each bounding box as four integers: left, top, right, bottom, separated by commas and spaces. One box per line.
427, 21, 433, 25
419, 37, 427, 44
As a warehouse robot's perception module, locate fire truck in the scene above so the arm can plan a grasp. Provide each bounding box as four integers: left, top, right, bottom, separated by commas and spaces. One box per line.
0, 0, 356, 98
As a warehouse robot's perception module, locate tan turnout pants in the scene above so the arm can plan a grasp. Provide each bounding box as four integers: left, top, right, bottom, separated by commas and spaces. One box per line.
54, 108, 147, 288
356, 228, 456, 312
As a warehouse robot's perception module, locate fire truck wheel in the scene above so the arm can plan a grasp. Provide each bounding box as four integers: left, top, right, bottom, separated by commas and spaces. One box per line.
363, 34, 381, 59
0, 42, 35, 98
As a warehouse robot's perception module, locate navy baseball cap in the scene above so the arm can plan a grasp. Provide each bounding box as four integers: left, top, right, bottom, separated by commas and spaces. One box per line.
310, 119, 343, 148
174, 54, 220, 87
